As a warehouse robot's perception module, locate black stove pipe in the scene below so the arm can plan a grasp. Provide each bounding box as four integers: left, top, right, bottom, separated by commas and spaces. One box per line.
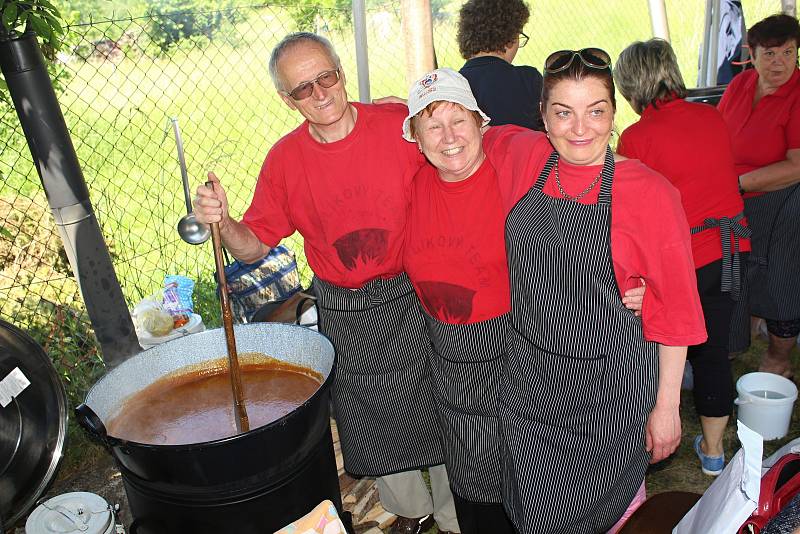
0, 33, 139, 367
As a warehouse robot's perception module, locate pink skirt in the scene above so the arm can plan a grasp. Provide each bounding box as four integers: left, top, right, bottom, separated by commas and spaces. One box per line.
607, 479, 647, 534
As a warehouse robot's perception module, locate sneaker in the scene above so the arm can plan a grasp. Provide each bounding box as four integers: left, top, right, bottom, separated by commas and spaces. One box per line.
693, 435, 724, 476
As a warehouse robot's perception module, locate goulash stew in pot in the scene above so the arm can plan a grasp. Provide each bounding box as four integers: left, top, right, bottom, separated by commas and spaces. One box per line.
107, 353, 322, 445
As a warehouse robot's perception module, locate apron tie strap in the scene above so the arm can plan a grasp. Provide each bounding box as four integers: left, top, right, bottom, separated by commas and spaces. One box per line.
690, 212, 751, 300
533, 152, 559, 191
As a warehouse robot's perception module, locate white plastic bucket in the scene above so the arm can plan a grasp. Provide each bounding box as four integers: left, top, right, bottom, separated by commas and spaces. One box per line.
735, 372, 798, 440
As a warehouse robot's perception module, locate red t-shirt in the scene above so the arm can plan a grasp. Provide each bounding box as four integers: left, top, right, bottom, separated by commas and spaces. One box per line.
506, 156, 707, 347
404, 127, 551, 324
718, 68, 800, 195
617, 98, 750, 269
242, 102, 424, 288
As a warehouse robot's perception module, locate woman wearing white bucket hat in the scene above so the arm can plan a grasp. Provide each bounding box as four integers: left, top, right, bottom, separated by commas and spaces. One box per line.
401, 59, 707, 532
400, 68, 649, 533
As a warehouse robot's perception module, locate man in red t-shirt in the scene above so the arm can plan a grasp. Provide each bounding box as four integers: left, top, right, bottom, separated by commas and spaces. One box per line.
194, 33, 458, 534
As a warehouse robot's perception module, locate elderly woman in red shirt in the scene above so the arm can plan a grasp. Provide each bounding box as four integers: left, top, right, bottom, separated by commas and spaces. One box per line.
718, 14, 800, 380
614, 39, 751, 477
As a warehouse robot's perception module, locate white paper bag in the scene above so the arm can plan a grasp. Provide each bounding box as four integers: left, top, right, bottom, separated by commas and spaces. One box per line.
673, 421, 763, 534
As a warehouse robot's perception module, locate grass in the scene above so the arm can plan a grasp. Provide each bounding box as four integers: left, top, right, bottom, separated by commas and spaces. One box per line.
4, 0, 781, 309
0, 0, 790, 487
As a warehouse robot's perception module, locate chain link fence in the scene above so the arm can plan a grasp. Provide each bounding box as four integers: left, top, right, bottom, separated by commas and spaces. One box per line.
0, 0, 779, 414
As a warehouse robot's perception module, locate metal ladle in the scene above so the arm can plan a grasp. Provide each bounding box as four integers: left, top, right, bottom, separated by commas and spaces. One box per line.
172, 118, 211, 245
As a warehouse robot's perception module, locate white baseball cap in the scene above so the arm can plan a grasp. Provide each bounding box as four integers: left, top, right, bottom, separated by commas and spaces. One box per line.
402, 68, 491, 142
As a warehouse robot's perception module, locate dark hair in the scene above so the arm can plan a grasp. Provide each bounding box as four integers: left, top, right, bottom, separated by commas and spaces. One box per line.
748, 13, 800, 52
409, 101, 483, 140
457, 0, 529, 59
541, 54, 616, 111
614, 39, 687, 115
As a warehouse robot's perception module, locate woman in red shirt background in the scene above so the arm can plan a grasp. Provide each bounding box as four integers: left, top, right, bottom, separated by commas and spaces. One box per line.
718, 14, 800, 379
614, 38, 751, 477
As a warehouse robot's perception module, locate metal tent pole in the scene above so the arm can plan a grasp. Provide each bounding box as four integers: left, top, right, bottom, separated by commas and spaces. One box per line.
401, 0, 436, 87
648, 0, 671, 41
708, 0, 721, 86
0, 33, 140, 367
352, 0, 371, 103
698, 0, 713, 86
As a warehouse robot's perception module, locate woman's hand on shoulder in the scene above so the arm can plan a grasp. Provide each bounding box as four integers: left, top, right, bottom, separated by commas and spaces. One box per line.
372, 95, 407, 105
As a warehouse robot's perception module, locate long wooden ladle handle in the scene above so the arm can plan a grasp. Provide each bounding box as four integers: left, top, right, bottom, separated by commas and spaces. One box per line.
206, 180, 249, 433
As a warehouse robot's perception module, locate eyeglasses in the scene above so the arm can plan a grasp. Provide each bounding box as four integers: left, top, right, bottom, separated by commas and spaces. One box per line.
519, 32, 529, 48
284, 68, 341, 101
544, 48, 611, 74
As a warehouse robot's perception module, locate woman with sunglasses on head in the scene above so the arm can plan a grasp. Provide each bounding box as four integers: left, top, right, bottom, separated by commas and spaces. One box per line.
717, 14, 800, 381
613, 39, 751, 478
400, 68, 648, 534
499, 48, 706, 533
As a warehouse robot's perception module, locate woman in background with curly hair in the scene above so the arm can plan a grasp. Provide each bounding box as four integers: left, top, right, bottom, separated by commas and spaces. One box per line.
457, 0, 543, 130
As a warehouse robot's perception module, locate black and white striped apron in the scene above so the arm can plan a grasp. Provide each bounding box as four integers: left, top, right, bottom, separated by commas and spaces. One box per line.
500, 149, 659, 533
423, 310, 508, 503
690, 212, 751, 352
743, 184, 800, 321
313, 273, 444, 476
690, 213, 751, 300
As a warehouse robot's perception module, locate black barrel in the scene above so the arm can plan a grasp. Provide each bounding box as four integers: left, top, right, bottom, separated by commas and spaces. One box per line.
76, 323, 344, 533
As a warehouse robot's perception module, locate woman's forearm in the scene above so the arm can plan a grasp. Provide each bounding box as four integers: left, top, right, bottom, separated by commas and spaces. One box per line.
655, 345, 687, 409
741, 148, 800, 193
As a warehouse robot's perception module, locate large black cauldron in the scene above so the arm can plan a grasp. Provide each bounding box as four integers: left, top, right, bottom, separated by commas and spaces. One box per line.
76, 323, 342, 534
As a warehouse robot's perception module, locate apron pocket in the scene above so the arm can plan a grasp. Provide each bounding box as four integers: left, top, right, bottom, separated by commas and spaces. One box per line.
431, 353, 503, 416
504, 328, 606, 427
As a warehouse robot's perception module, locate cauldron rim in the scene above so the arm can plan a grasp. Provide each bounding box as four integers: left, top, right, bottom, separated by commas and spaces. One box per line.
103, 356, 335, 450
81, 322, 336, 450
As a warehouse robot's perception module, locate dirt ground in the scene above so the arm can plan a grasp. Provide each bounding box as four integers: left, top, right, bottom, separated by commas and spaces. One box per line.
10, 337, 800, 533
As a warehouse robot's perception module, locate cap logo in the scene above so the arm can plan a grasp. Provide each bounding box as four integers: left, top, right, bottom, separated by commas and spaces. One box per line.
420, 73, 438, 88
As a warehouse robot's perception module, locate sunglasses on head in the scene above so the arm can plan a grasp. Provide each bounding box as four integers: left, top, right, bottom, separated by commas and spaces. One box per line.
284, 68, 341, 101
544, 48, 611, 74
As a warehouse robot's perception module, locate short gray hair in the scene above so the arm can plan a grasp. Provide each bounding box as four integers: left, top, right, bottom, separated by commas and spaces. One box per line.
613, 38, 687, 115
268, 32, 341, 92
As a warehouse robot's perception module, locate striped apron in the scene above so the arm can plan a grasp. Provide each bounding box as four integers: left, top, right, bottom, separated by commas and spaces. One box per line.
743, 184, 800, 321
690, 213, 751, 300
313, 274, 444, 476
689, 213, 751, 352
423, 311, 508, 503
500, 149, 659, 533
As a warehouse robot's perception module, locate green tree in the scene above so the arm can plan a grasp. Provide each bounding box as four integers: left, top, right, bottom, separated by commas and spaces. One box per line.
288, 0, 352, 33
145, 0, 245, 51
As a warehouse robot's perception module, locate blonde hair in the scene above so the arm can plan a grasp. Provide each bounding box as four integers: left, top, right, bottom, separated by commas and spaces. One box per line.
613, 39, 687, 115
